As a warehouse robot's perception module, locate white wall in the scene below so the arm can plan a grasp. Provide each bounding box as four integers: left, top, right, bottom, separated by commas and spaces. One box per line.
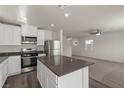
63, 36, 72, 57
72, 30, 124, 63
52, 31, 61, 40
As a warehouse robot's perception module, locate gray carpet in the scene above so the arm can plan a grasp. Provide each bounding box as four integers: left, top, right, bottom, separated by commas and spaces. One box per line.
73, 55, 124, 88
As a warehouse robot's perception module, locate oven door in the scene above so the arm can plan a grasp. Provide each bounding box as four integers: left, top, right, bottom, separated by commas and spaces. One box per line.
21, 57, 31, 68
21, 57, 37, 73
21, 57, 37, 66
21, 53, 38, 73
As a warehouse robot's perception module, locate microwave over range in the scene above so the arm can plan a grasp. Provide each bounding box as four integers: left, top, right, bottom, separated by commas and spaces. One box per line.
21, 36, 37, 44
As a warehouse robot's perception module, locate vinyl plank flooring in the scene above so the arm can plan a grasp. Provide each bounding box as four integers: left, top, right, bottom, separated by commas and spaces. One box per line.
73, 55, 124, 88
3, 71, 109, 88
89, 78, 110, 88
3, 71, 41, 88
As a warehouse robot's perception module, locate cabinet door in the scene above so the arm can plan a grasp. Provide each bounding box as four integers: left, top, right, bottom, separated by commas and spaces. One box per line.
21, 25, 37, 36
21, 25, 29, 36
0, 59, 8, 88
40, 62, 47, 88
2, 61, 8, 86
44, 30, 53, 40
29, 26, 37, 36
37, 30, 44, 45
12, 26, 21, 45
37, 61, 47, 88
37, 61, 40, 81
0, 69, 2, 87
0, 24, 13, 45
8, 56, 21, 76
0, 24, 21, 45
47, 75, 57, 88
41, 70, 47, 88
0, 24, 5, 45
37, 61, 42, 86
37, 61, 58, 88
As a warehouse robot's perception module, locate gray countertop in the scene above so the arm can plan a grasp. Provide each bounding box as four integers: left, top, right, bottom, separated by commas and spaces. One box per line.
0, 50, 45, 64
0, 56, 8, 63
38, 55, 94, 77
0, 50, 44, 56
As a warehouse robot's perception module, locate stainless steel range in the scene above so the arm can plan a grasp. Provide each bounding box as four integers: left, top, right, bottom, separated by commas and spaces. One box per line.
21, 48, 38, 73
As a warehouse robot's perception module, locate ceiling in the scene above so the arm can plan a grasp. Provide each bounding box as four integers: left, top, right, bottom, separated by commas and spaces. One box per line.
0, 5, 124, 37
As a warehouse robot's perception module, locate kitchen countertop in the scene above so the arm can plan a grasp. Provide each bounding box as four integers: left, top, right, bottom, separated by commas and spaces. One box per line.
0, 50, 45, 56
0, 50, 45, 64
38, 55, 94, 76
0, 56, 8, 63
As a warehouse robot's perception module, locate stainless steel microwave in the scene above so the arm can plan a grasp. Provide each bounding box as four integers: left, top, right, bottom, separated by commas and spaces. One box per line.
21, 36, 37, 44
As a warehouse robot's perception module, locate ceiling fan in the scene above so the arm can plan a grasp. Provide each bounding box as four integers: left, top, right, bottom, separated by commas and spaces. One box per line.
57, 5, 69, 9
89, 29, 101, 36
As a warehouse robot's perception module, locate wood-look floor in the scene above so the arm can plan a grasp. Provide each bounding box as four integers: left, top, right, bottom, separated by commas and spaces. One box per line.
3, 71, 41, 88
89, 78, 110, 88
3, 71, 109, 88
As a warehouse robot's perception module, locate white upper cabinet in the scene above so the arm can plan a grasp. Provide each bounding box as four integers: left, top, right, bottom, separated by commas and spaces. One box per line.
21, 25, 37, 36
44, 30, 53, 40
52, 31, 60, 40
12, 26, 21, 45
0, 23, 21, 45
37, 29, 44, 45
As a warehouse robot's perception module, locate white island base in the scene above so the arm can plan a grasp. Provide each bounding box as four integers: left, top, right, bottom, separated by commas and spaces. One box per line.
37, 60, 89, 88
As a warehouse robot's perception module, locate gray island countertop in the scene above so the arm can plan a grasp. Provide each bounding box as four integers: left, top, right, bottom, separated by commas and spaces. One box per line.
38, 55, 94, 76
0, 56, 8, 63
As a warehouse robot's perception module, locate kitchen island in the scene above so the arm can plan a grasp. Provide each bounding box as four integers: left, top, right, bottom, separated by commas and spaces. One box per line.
37, 55, 94, 88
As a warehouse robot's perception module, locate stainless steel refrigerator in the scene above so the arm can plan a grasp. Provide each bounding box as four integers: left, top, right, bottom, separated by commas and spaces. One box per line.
44, 40, 61, 56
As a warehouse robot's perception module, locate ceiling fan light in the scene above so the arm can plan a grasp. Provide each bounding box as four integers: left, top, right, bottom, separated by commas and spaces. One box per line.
96, 32, 101, 35
57, 5, 68, 9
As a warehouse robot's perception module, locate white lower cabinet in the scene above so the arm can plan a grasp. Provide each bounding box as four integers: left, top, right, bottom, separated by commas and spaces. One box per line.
37, 60, 57, 88
0, 58, 8, 88
8, 56, 21, 76
47, 75, 57, 88
0, 56, 21, 88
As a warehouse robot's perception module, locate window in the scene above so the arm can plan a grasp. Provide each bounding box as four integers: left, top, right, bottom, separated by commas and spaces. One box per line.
85, 40, 93, 45
85, 40, 94, 51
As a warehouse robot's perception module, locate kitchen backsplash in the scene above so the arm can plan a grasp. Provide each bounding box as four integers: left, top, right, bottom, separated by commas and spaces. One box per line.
0, 45, 44, 52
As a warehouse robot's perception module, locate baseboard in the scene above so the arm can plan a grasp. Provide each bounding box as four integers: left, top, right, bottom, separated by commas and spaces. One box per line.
89, 77, 111, 88
72, 55, 123, 64
8, 71, 21, 77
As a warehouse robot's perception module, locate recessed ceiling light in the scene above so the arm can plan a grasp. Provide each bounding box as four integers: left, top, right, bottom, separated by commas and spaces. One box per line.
64, 13, 69, 17
89, 29, 101, 36
50, 24, 54, 27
